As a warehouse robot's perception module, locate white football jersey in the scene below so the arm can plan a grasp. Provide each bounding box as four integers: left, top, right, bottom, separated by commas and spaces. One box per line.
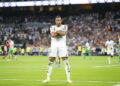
85, 42, 90, 50
50, 25, 68, 47
10, 40, 14, 50
105, 40, 115, 49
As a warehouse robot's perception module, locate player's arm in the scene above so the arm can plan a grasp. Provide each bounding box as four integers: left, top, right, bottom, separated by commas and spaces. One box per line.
50, 26, 58, 37
57, 30, 67, 36
105, 42, 108, 47
51, 32, 58, 37
57, 25, 68, 36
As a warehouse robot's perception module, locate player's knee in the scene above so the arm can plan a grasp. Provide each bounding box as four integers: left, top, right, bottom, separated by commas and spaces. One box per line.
63, 59, 69, 65
49, 57, 56, 62
62, 57, 68, 61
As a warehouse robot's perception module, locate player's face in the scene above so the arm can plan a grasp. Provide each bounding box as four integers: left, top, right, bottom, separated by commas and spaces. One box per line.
55, 18, 62, 26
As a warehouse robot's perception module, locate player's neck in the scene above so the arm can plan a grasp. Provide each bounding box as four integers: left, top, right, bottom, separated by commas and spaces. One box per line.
56, 24, 62, 27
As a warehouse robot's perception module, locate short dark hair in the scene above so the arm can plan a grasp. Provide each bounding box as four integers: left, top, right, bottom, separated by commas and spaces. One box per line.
55, 16, 61, 19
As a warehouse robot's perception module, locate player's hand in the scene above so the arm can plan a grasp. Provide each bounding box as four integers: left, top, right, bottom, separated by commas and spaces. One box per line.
56, 30, 66, 36
57, 30, 62, 33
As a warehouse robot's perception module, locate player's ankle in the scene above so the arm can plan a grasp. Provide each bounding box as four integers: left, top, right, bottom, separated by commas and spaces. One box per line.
47, 77, 50, 80
67, 78, 71, 81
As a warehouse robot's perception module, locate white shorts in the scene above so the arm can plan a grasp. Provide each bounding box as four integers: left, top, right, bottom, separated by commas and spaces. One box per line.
107, 49, 114, 56
49, 46, 68, 57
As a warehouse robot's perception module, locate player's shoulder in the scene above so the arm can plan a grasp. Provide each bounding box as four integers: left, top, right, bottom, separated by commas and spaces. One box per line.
61, 24, 68, 30
11, 41, 14, 43
110, 40, 114, 43
50, 25, 55, 29
51, 25, 55, 27
62, 24, 68, 27
106, 41, 109, 43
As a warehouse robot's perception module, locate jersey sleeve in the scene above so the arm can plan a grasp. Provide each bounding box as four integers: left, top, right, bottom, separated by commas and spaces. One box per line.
63, 25, 68, 31
50, 26, 55, 33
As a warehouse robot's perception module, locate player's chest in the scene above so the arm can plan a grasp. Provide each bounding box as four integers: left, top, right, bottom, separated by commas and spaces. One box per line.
54, 26, 64, 31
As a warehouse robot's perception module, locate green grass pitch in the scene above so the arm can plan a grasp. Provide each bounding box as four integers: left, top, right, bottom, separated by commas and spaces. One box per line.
0, 56, 120, 86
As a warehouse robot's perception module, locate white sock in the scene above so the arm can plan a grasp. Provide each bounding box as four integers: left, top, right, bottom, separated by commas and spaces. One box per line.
46, 61, 53, 80
108, 56, 111, 64
63, 60, 71, 81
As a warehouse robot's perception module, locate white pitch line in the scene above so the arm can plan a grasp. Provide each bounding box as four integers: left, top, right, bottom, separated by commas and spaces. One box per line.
114, 84, 120, 86
94, 64, 120, 68
0, 79, 120, 84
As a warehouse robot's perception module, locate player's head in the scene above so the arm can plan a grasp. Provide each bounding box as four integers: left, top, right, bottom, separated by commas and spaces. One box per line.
55, 16, 62, 26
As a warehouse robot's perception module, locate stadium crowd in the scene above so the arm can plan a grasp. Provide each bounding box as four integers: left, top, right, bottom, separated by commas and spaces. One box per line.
0, 11, 120, 56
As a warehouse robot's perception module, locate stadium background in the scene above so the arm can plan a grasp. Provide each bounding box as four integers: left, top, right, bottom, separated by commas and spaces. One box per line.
0, 0, 120, 56
0, 1, 120, 86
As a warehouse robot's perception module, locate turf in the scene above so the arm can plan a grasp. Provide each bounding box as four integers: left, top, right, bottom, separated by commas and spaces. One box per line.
0, 56, 120, 86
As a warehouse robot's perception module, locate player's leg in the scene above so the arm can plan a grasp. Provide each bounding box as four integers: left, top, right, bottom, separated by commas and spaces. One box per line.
83, 50, 87, 59
59, 47, 72, 83
108, 49, 114, 64
82, 52, 85, 59
107, 50, 111, 64
3, 51, 6, 59
43, 57, 56, 83
88, 50, 91, 58
55, 57, 61, 68
110, 49, 114, 58
11, 50, 17, 60
4, 52, 8, 59
8, 50, 15, 60
62, 57, 72, 83
11, 50, 14, 59
83, 53, 86, 59
108, 54, 111, 64
7, 50, 11, 61
43, 47, 57, 83
82, 50, 86, 59
85, 50, 89, 59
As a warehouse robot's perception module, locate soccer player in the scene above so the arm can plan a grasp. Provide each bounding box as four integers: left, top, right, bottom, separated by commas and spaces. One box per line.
43, 16, 72, 83
7, 39, 16, 61
2, 44, 8, 59
81, 46, 86, 59
85, 41, 91, 57
105, 39, 116, 64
